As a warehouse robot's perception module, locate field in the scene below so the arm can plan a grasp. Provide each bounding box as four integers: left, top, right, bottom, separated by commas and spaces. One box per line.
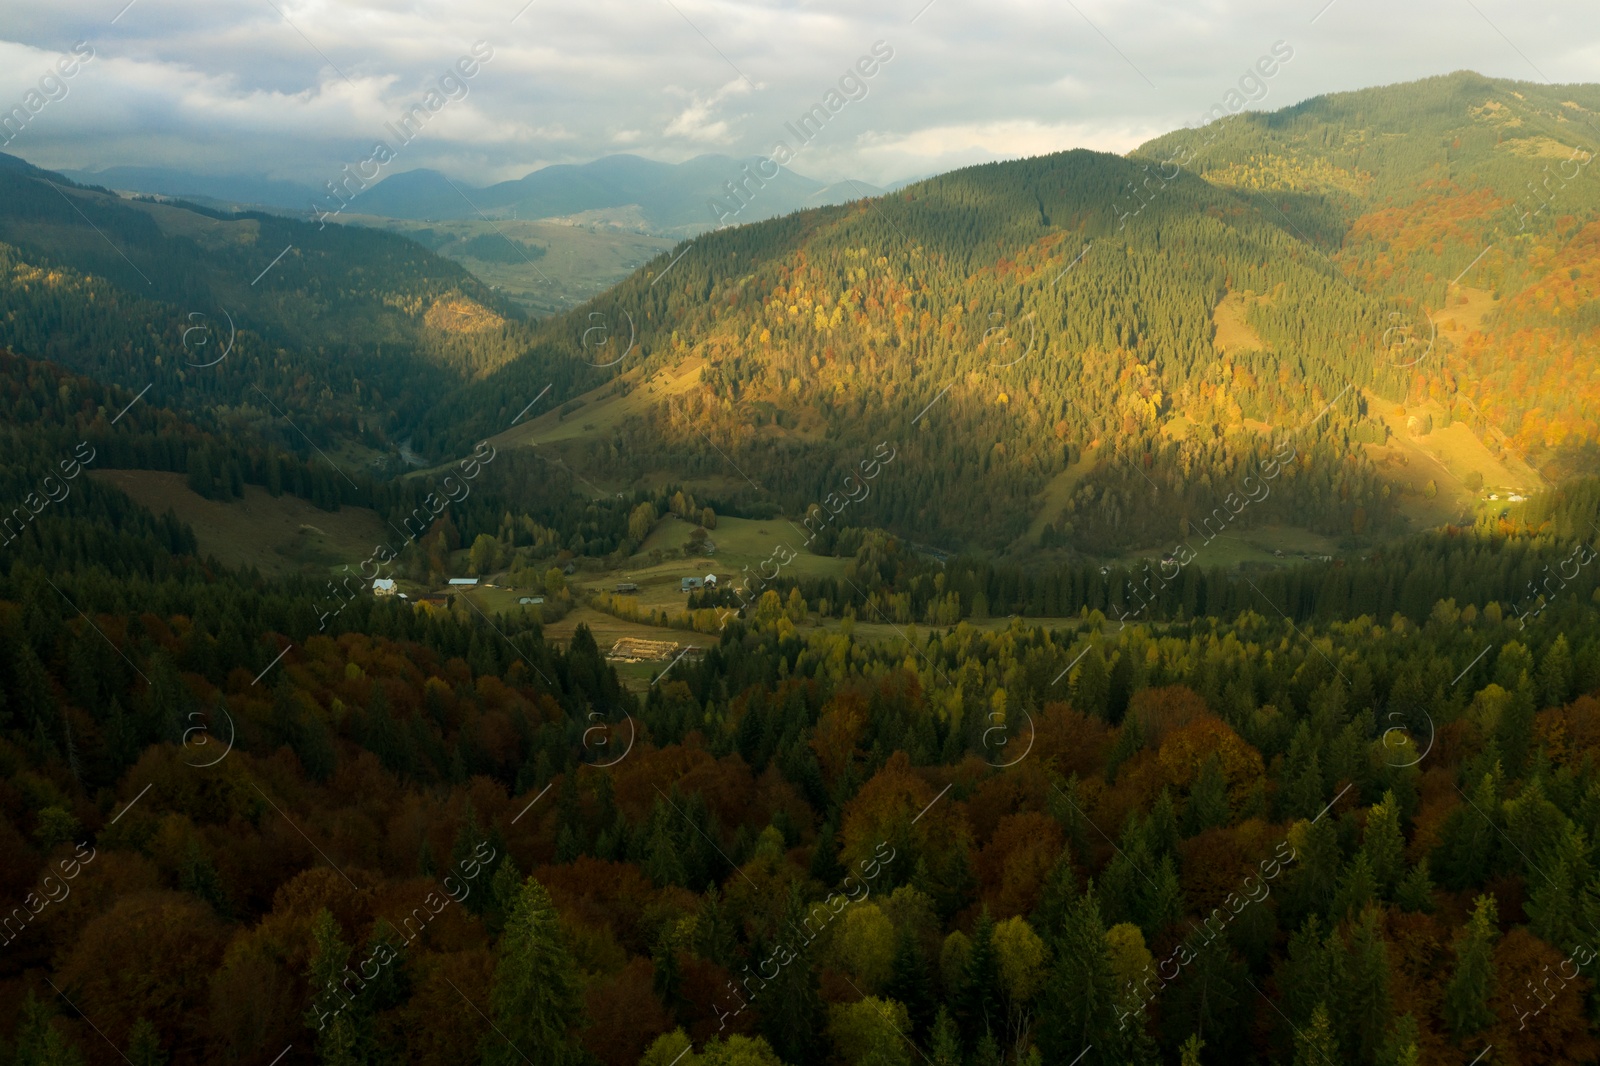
88, 470, 391, 576
1211, 289, 1268, 353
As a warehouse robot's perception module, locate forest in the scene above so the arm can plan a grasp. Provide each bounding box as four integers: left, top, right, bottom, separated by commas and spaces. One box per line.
3, 328, 1600, 1065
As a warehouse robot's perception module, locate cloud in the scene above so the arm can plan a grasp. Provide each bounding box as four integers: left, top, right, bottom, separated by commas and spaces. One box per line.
663, 78, 751, 143
0, 0, 1596, 189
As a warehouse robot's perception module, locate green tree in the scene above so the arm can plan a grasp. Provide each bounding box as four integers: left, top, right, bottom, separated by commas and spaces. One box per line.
1362, 792, 1406, 898
304, 909, 370, 1066
1183, 755, 1230, 836
1337, 908, 1392, 1065
126, 1019, 165, 1066
758, 885, 825, 1065
1443, 895, 1498, 1039
1293, 1004, 1340, 1066
486, 877, 584, 1066
13, 992, 86, 1066
827, 997, 913, 1066
884, 925, 935, 1037
929, 1007, 962, 1066
1036, 887, 1116, 1062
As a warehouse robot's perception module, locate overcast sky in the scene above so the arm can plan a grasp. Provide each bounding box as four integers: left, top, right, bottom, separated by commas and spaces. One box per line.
2, 0, 1597, 189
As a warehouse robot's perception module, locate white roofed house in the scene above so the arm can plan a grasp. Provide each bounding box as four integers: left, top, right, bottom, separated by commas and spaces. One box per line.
372, 578, 397, 596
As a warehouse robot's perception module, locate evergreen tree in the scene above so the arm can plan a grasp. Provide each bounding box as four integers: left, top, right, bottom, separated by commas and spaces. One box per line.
304, 909, 371, 1066
1362, 792, 1406, 898
1378, 1013, 1421, 1066
1336, 908, 1392, 1065
125, 1019, 165, 1066
1036, 886, 1116, 1063
1073, 648, 1111, 720
1183, 755, 1230, 836
1443, 895, 1499, 1040
1293, 1004, 1340, 1066
1393, 858, 1435, 913
758, 885, 825, 1065
957, 909, 1002, 1043
811, 821, 845, 885
1330, 851, 1377, 921
13, 992, 86, 1066
486, 877, 584, 1066
885, 925, 936, 1038
929, 1008, 962, 1066
486, 855, 522, 938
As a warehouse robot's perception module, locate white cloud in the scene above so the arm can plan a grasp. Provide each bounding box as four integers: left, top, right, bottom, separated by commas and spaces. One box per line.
0, 0, 1594, 188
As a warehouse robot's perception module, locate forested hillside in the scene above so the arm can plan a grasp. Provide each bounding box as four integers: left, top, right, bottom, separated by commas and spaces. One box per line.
1137, 71, 1600, 477
406, 72, 1600, 558
0, 154, 596, 450
4, 335, 1600, 1065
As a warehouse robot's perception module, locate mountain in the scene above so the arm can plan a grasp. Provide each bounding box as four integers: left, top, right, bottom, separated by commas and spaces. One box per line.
403, 71, 1600, 559
60, 153, 889, 237
56, 163, 317, 212
350, 153, 886, 235
0, 151, 583, 455
12, 72, 1600, 562
1135, 70, 1600, 479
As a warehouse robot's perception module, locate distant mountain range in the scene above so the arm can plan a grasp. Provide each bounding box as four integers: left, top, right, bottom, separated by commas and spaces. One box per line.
59, 154, 892, 236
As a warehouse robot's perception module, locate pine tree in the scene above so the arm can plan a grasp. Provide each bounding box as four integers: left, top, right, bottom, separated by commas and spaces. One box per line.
1330, 850, 1377, 921
885, 925, 936, 1038
125, 1019, 165, 1066
1288, 818, 1342, 921
929, 1008, 962, 1066
486, 855, 522, 938
811, 821, 845, 885
1443, 895, 1499, 1039
1073, 648, 1110, 720
1393, 858, 1435, 913
1378, 1013, 1421, 1066
486, 876, 584, 1066
758, 885, 825, 1065
304, 909, 371, 1066
1277, 915, 1333, 1029
1362, 792, 1406, 898
1336, 908, 1392, 1064
1032, 853, 1079, 940
1036, 886, 1116, 1062
13, 992, 86, 1066
1293, 1004, 1340, 1066
958, 909, 1001, 1042
1183, 755, 1230, 836
1524, 825, 1585, 952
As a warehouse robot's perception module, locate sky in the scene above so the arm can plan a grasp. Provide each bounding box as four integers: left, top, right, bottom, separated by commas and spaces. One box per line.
1, 0, 1597, 190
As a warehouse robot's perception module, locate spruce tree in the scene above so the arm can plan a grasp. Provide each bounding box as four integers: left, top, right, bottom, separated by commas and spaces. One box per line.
958, 909, 1001, 1043
885, 925, 936, 1038
1336, 908, 1392, 1065
758, 885, 825, 1065
486, 876, 584, 1066
1361, 792, 1406, 898
304, 909, 371, 1066
1443, 895, 1498, 1039
125, 1019, 165, 1066
1035, 886, 1116, 1062
1183, 755, 1230, 836
1293, 1004, 1340, 1066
